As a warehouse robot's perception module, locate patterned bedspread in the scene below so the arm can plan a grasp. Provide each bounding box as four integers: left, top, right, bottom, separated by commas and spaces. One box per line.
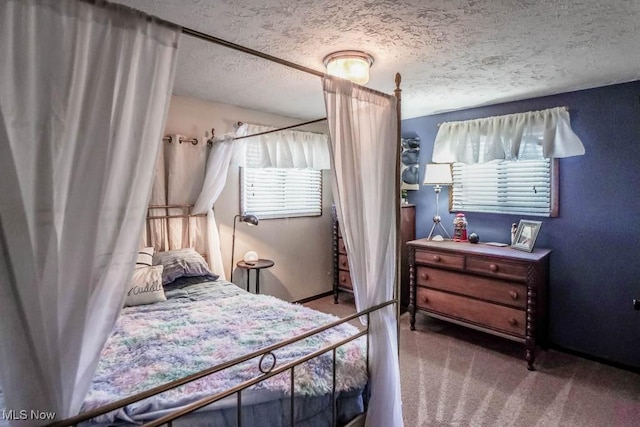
82, 277, 367, 423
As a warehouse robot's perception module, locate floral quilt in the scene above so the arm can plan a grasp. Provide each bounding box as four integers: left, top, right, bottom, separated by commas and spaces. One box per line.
82, 278, 367, 423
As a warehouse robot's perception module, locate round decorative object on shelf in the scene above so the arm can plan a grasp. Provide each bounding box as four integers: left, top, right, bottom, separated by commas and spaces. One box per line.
243, 251, 259, 262
468, 233, 479, 244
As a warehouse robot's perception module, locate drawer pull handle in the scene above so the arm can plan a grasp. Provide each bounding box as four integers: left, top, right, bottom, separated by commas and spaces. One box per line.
508, 318, 518, 326
420, 273, 429, 280
340, 260, 347, 267
340, 277, 347, 283
509, 291, 519, 300
489, 264, 498, 272
423, 296, 429, 304
433, 255, 441, 262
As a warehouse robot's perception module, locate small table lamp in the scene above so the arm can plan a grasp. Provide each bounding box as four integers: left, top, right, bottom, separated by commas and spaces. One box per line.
423, 163, 452, 240
231, 214, 259, 282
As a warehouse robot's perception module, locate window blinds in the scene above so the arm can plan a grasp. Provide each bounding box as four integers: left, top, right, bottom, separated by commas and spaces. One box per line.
241, 167, 322, 219
452, 159, 555, 216
444, 113, 557, 217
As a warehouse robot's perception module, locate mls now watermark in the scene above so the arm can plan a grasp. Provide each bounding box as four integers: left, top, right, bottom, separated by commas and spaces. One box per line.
2, 410, 56, 422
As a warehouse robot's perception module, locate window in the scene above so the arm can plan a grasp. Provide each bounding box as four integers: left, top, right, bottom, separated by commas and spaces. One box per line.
434, 107, 585, 217
451, 158, 558, 217
241, 167, 322, 219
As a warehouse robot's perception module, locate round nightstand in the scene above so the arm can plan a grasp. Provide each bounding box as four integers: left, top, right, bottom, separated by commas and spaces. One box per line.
236, 259, 274, 294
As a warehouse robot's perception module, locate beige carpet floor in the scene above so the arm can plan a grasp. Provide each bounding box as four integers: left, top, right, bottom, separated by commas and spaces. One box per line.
305, 294, 640, 427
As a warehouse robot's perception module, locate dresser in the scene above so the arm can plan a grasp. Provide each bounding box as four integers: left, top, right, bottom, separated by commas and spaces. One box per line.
333, 205, 416, 305
408, 239, 551, 370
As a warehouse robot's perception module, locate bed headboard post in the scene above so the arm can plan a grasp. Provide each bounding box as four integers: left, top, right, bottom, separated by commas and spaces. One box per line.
394, 73, 402, 348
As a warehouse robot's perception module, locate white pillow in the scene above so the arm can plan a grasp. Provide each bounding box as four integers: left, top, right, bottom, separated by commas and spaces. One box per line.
125, 265, 166, 307
136, 247, 155, 269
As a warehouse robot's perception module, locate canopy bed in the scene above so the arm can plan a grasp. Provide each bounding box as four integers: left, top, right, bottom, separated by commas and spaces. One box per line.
0, 1, 404, 426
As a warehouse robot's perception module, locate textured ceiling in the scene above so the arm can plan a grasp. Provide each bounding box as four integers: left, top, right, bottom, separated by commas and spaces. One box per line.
115, 0, 640, 120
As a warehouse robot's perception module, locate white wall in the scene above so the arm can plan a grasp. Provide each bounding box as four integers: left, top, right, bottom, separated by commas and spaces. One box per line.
163, 95, 334, 302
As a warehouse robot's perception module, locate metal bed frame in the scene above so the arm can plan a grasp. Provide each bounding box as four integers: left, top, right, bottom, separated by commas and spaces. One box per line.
45, 5, 404, 425
47, 205, 397, 427
145, 204, 206, 252
50, 299, 394, 427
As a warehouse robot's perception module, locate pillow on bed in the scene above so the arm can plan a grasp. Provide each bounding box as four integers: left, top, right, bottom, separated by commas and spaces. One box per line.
153, 248, 219, 285
124, 265, 166, 307
136, 247, 154, 269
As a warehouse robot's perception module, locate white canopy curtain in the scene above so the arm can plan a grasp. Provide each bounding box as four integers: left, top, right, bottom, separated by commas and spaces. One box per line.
192, 128, 246, 279
232, 122, 331, 169
0, 0, 180, 421
323, 77, 404, 427
432, 106, 586, 164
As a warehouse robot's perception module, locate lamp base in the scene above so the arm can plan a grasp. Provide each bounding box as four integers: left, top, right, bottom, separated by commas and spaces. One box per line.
427, 218, 451, 240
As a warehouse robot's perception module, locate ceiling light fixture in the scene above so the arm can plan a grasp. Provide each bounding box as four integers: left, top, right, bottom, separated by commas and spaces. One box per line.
323, 50, 374, 85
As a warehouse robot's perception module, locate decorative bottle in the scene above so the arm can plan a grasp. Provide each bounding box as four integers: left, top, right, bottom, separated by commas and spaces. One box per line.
453, 213, 468, 242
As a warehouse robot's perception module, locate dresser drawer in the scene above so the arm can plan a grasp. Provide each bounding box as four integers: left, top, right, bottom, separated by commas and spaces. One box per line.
416, 266, 526, 308
338, 270, 352, 289
338, 254, 349, 271
466, 256, 528, 281
415, 249, 464, 270
338, 238, 347, 255
416, 288, 526, 337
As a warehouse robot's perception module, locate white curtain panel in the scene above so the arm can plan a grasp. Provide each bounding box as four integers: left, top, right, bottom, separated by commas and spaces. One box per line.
165, 135, 208, 252
0, 0, 180, 420
433, 106, 585, 164
232, 123, 331, 169
147, 145, 170, 252
322, 77, 404, 427
147, 135, 209, 256
192, 130, 242, 279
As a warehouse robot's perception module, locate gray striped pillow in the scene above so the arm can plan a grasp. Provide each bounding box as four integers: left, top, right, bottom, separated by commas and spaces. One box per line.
136, 247, 154, 269
153, 248, 218, 285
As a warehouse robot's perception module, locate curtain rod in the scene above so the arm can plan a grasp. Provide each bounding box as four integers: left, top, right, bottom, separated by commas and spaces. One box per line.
181, 27, 395, 100
182, 27, 324, 79
234, 117, 327, 141
162, 135, 213, 147
436, 105, 570, 127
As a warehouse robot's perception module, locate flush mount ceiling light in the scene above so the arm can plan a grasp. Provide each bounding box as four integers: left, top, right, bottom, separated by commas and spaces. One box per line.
323, 50, 374, 85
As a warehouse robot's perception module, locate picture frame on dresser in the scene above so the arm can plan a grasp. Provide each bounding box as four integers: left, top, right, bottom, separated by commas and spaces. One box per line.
512, 220, 542, 252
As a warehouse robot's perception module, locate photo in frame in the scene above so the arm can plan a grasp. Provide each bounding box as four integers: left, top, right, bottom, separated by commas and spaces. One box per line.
512, 220, 542, 252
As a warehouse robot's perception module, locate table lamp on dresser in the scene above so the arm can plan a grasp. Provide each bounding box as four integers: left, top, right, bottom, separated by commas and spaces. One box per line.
422, 163, 452, 240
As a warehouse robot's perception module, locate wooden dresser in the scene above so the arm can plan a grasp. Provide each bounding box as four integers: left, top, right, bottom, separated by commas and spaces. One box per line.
333, 205, 415, 305
408, 239, 551, 370
334, 210, 353, 298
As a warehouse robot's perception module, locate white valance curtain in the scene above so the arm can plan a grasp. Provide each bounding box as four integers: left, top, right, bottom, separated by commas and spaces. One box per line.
433, 106, 585, 164
0, 0, 180, 420
232, 123, 331, 169
323, 77, 404, 427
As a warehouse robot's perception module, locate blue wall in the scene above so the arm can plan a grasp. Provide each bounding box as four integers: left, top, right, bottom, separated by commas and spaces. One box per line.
403, 81, 640, 369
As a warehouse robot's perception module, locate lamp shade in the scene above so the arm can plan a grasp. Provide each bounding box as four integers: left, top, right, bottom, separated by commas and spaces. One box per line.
240, 214, 259, 226
423, 163, 452, 185
323, 50, 374, 85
